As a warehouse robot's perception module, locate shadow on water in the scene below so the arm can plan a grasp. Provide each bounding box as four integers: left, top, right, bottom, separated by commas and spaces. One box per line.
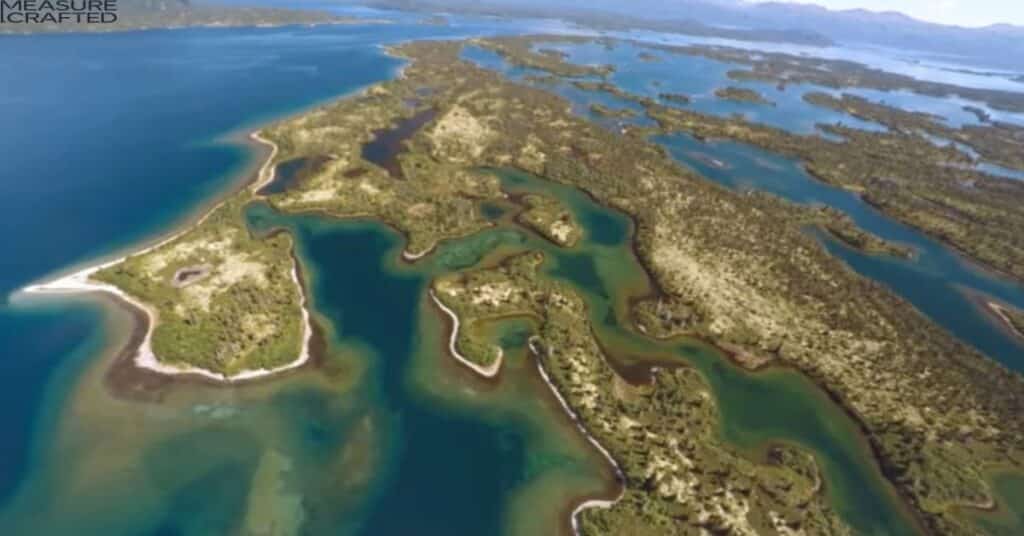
361, 108, 439, 178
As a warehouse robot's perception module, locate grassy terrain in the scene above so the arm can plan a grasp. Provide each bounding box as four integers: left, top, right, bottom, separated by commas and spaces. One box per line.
94, 196, 303, 376
93, 33, 1024, 532
715, 86, 774, 106
515, 194, 582, 248
589, 103, 637, 119
435, 252, 849, 534
473, 36, 616, 78
640, 91, 1024, 283
358, 39, 1022, 533
803, 92, 1024, 172
260, 84, 503, 256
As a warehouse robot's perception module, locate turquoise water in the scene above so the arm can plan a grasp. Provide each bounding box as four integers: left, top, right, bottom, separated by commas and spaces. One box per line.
0, 25, 395, 504
466, 41, 1024, 370
0, 204, 611, 534
2, 16, 1023, 536
492, 168, 919, 535
0, 16, 579, 509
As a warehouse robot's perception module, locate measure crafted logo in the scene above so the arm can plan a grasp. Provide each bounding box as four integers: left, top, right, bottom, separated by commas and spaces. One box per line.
1, 0, 118, 24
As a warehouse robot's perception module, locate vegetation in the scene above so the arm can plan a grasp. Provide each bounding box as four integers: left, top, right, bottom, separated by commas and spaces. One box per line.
573, 80, 657, 107
803, 92, 1024, 172
93, 33, 1024, 532
658, 92, 691, 105
715, 86, 774, 106
515, 194, 582, 247
645, 42, 1024, 114
642, 92, 1024, 283
94, 196, 303, 376
435, 252, 849, 534
589, 103, 637, 119
473, 36, 615, 78
260, 80, 504, 256
358, 39, 1024, 534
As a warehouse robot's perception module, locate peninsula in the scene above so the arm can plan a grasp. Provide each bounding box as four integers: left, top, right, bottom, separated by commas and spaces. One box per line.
21, 33, 1024, 535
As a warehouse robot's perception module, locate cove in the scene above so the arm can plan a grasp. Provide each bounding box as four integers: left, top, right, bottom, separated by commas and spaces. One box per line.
0, 202, 614, 535
0, 15, 588, 511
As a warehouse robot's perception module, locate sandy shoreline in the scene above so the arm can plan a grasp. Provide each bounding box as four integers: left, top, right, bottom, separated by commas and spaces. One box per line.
250, 130, 280, 193
961, 286, 1024, 343
429, 288, 622, 530
988, 301, 1024, 338
530, 341, 625, 533
429, 290, 503, 378
402, 245, 435, 262
13, 130, 313, 383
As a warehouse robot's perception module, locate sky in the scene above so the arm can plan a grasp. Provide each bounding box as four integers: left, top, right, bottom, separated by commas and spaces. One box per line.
750, 0, 1024, 27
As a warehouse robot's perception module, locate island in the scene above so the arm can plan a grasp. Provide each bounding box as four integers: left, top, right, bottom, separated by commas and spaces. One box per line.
588, 103, 637, 119
658, 92, 691, 105
715, 86, 775, 106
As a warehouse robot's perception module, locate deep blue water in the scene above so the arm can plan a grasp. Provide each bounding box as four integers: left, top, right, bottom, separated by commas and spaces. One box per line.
0, 16, 572, 504
3, 15, 1024, 534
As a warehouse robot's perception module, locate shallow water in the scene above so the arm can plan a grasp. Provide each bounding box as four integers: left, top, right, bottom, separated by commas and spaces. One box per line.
1, 206, 613, 535
492, 168, 921, 535
0, 16, 586, 508
3, 16, 1024, 536
965, 472, 1024, 535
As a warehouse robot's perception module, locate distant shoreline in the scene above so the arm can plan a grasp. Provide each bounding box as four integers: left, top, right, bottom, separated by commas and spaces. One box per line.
0, 16, 390, 36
